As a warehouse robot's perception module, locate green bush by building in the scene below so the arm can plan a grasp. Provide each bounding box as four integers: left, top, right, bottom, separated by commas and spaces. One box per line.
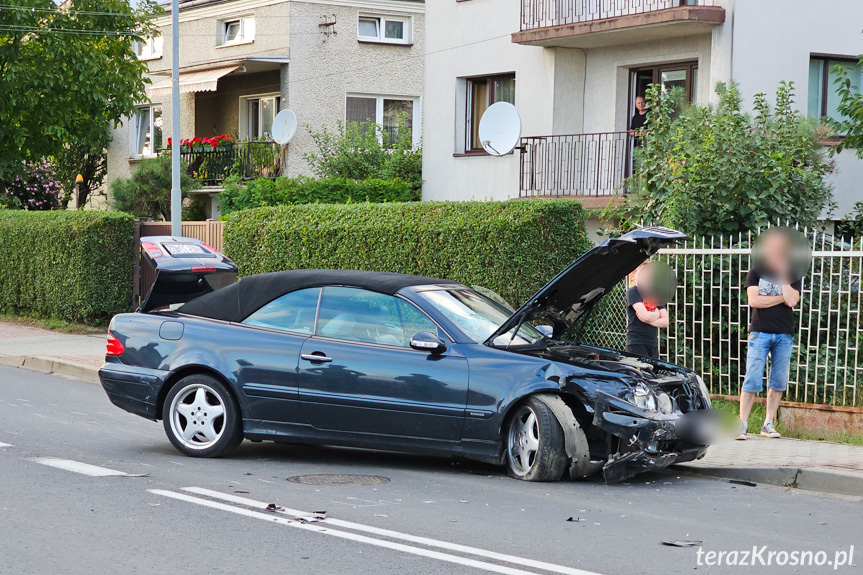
224, 199, 591, 306
0, 211, 135, 324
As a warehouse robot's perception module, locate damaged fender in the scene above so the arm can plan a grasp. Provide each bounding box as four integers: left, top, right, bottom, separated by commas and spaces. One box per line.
533, 393, 599, 479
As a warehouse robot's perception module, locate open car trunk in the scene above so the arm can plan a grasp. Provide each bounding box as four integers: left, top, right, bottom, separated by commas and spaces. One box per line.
139, 236, 238, 314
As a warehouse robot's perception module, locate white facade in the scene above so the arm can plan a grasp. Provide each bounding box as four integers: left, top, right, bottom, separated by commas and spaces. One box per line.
423, 0, 863, 221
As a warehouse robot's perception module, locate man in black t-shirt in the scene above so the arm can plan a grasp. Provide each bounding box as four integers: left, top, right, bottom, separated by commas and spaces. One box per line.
625, 263, 668, 359
738, 232, 802, 440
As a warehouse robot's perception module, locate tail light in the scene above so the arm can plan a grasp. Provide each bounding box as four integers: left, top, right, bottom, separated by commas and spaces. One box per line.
142, 242, 162, 259
191, 266, 217, 272
106, 332, 125, 356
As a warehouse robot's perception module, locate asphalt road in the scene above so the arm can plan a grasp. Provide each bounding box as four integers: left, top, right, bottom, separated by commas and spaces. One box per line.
1, 365, 861, 575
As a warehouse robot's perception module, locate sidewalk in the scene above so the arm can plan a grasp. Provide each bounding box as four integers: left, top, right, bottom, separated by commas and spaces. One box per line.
0, 322, 105, 384
1, 320, 862, 497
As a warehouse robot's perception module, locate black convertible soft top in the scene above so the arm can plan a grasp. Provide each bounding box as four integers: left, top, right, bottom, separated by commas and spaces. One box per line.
177, 269, 460, 323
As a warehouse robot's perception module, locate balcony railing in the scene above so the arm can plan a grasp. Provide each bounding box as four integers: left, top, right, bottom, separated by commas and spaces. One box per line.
521, 0, 716, 31
165, 141, 282, 186
519, 132, 634, 198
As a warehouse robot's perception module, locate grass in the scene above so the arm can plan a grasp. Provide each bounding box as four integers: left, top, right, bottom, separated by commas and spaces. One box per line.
712, 398, 863, 446
0, 313, 105, 335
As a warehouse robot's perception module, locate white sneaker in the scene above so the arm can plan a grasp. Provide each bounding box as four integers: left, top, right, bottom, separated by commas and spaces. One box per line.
736, 431, 748, 441
760, 423, 781, 438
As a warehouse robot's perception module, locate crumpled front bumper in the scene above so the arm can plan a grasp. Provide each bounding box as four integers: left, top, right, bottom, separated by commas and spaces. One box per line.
592, 392, 710, 483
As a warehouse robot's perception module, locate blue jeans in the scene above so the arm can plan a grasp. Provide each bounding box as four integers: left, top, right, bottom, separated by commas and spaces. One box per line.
742, 332, 794, 393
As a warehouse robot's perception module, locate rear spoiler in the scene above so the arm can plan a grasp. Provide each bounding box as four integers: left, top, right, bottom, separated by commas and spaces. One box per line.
139, 236, 238, 313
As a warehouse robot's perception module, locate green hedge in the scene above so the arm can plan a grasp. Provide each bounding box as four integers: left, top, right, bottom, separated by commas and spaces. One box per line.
0, 211, 135, 324
219, 176, 419, 216
224, 200, 591, 306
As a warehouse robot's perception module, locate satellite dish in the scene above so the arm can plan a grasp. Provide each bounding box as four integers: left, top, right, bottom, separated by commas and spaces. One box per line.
478, 102, 522, 156
272, 109, 298, 145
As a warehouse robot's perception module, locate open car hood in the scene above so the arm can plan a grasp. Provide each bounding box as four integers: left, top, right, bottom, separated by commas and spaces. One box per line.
139, 236, 238, 313
485, 226, 690, 344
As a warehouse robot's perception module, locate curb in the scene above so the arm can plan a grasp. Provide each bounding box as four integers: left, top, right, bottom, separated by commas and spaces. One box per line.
674, 464, 863, 498
0, 355, 101, 386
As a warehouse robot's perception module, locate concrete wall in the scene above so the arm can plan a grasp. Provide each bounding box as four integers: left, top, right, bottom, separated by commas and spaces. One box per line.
285, 0, 425, 177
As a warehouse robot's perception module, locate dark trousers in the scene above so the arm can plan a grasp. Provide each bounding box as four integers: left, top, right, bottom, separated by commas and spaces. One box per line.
625, 343, 659, 359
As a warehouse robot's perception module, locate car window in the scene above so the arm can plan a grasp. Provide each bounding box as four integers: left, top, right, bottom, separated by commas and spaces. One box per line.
242, 288, 320, 334
317, 287, 437, 347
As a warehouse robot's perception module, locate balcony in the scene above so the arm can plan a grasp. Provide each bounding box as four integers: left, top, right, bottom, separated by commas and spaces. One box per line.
513, 0, 725, 49
166, 141, 282, 186
519, 132, 633, 203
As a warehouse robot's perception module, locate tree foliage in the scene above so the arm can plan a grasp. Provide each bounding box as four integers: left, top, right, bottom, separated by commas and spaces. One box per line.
0, 0, 159, 201
830, 57, 863, 157
304, 120, 422, 192
614, 82, 834, 236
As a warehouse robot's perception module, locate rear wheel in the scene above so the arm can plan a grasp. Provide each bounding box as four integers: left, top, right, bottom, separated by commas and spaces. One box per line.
505, 397, 568, 482
162, 374, 243, 457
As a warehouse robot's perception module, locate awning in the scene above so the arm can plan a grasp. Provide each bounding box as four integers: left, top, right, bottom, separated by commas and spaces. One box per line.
147, 65, 240, 99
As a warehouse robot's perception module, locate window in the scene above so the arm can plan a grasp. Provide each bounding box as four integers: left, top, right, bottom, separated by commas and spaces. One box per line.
239, 94, 280, 139
629, 62, 698, 127
346, 95, 419, 145
316, 287, 438, 347
242, 288, 320, 334
131, 105, 162, 158
809, 57, 863, 123
465, 74, 515, 152
220, 16, 255, 46
134, 35, 162, 59
357, 15, 411, 45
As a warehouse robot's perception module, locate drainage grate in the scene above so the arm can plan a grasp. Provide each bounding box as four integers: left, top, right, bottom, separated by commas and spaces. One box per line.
286, 474, 391, 486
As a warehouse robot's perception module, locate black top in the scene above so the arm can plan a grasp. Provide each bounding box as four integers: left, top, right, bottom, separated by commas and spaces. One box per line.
630, 110, 649, 131
179, 269, 459, 323
745, 269, 802, 335
626, 286, 665, 347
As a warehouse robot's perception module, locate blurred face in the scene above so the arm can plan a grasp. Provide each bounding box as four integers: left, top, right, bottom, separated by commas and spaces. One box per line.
635, 97, 647, 113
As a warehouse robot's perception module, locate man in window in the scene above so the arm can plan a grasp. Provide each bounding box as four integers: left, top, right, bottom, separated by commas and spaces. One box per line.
737, 228, 803, 440
628, 96, 649, 145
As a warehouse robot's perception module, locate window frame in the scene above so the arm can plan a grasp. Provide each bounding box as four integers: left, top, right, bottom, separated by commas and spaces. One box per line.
357, 14, 412, 45
345, 93, 421, 148
238, 92, 281, 140
809, 55, 861, 122
130, 105, 162, 159
463, 73, 516, 154
134, 35, 162, 60
218, 15, 255, 47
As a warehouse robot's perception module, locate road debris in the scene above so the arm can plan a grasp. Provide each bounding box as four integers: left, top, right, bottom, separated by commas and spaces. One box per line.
566, 517, 583, 522
662, 540, 703, 548
265, 503, 285, 512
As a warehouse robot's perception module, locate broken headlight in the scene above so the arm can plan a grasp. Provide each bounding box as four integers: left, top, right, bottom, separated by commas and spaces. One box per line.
632, 382, 658, 412
694, 375, 713, 408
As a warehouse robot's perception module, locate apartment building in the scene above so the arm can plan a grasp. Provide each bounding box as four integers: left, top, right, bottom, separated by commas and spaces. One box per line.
106, 0, 425, 216
423, 0, 863, 232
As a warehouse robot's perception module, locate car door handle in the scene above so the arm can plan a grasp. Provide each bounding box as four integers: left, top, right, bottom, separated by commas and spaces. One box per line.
301, 353, 333, 363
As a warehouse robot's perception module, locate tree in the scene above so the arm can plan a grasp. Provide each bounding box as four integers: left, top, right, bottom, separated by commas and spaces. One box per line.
830, 57, 863, 157
613, 82, 834, 236
0, 0, 159, 199
110, 155, 201, 220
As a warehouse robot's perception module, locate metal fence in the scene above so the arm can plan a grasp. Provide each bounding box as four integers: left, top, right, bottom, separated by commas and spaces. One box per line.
170, 141, 281, 186
520, 0, 716, 30
519, 132, 632, 197
580, 229, 863, 408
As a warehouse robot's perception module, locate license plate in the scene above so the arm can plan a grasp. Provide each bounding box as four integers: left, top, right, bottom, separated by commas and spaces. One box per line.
164, 243, 206, 255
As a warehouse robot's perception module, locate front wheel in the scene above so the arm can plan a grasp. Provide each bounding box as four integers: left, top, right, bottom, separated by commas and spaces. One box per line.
163, 374, 243, 457
505, 397, 568, 481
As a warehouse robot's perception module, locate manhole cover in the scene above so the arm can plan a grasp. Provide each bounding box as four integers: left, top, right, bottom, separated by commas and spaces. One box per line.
287, 474, 391, 486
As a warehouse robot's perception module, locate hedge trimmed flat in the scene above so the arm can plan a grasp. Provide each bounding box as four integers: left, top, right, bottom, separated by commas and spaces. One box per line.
99, 228, 714, 483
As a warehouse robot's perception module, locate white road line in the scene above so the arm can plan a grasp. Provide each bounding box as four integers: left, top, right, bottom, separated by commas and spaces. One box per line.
0, 442, 12, 448
150, 489, 538, 575
183, 487, 600, 575
31, 457, 127, 477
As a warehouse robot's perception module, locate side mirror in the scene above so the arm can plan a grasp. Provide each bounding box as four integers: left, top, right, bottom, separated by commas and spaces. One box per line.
409, 332, 447, 354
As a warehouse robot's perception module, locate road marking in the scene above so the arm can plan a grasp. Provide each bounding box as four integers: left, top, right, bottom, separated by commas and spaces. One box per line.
182, 487, 600, 575
151, 489, 540, 575
32, 457, 127, 477
0, 442, 12, 448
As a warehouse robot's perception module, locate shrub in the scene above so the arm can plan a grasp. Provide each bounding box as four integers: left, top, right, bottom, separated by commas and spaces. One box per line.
219, 176, 419, 216
2, 160, 62, 210
224, 200, 591, 306
0, 211, 135, 324
110, 154, 201, 220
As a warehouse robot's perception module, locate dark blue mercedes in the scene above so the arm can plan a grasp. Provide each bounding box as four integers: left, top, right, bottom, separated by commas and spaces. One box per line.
99, 228, 713, 483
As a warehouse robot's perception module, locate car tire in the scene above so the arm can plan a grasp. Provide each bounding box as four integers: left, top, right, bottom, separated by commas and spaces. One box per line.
162, 374, 243, 458
505, 396, 568, 482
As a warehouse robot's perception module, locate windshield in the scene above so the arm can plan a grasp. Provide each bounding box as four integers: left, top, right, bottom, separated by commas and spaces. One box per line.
418, 288, 544, 346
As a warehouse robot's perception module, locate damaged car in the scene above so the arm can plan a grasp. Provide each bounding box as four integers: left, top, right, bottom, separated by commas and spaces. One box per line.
99, 228, 713, 484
